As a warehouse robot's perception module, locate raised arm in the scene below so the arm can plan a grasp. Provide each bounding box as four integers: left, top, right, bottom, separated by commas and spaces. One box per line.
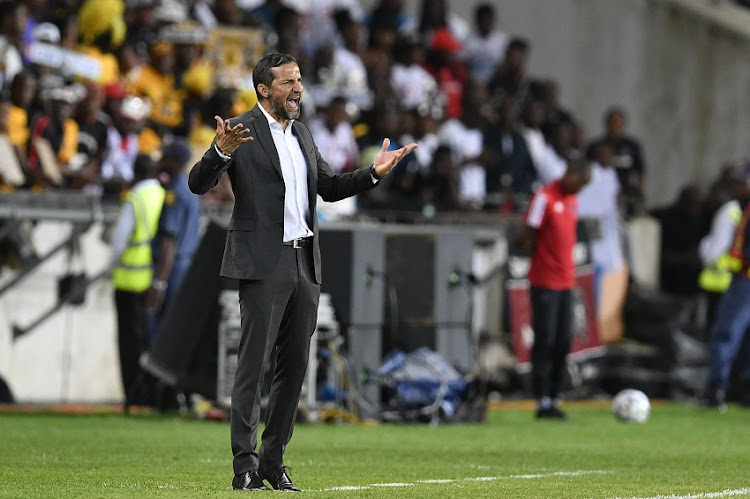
188, 116, 254, 195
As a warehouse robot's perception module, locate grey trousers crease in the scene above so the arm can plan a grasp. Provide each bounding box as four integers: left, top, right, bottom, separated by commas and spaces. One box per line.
231, 245, 320, 476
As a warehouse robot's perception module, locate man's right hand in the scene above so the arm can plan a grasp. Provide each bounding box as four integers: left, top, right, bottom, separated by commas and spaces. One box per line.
215, 115, 254, 155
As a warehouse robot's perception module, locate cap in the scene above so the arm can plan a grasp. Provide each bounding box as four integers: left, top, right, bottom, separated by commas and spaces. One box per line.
104, 83, 127, 99
33, 22, 61, 44
160, 138, 192, 164
730, 161, 750, 182
430, 27, 461, 53
120, 95, 152, 120
154, 0, 187, 23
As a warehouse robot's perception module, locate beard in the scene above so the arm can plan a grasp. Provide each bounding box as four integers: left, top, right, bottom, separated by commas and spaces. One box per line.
270, 92, 301, 121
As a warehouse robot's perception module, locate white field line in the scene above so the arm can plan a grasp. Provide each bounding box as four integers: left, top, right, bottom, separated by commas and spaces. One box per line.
320, 469, 608, 492
610, 488, 750, 499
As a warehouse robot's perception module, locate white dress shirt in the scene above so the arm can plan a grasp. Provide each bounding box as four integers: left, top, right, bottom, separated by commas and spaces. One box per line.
257, 104, 314, 242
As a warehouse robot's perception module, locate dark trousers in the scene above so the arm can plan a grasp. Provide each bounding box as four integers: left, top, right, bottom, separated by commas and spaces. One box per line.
708, 276, 750, 390
231, 245, 320, 476
530, 286, 573, 402
115, 289, 147, 403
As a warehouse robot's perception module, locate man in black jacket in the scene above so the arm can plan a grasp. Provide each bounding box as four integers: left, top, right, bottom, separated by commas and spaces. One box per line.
189, 53, 416, 491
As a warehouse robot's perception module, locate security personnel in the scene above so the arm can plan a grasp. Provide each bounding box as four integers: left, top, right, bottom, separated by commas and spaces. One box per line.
145, 138, 201, 336
109, 154, 166, 405
698, 169, 749, 326
702, 179, 750, 411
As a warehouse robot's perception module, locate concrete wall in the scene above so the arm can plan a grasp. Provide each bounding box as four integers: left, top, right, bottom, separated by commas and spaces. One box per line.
364, 0, 750, 207
0, 222, 122, 403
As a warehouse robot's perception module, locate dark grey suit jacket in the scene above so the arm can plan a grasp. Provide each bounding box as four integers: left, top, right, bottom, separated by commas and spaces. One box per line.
188, 104, 376, 283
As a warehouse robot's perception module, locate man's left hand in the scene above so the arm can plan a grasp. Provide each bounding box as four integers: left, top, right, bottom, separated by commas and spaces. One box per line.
372, 138, 418, 178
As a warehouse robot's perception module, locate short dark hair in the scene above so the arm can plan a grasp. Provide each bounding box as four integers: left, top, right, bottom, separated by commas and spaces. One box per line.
605, 106, 626, 124
133, 154, 156, 180
476, 3, 495, 20
253, 53, 297, 97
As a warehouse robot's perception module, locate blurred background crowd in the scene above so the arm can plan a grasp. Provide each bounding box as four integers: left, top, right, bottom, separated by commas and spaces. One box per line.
0, 0, 748, 293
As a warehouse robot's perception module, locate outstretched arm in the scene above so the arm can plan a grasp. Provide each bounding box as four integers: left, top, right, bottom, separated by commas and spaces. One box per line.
372, 138, 418, 179
188, 116, 254, 195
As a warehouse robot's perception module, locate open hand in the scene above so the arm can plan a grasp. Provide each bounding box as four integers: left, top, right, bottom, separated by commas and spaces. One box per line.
215, 115, 254, 155
372, 138, 418, 178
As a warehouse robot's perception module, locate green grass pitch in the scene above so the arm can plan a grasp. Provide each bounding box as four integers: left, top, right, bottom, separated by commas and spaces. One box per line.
1, 402, 748, 498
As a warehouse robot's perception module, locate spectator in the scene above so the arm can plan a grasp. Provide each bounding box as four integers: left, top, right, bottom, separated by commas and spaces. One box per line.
309, 96, 359, 174
331, 11, 371, 111
7, 71, 36, 150
70, 81, 110, 190
76, 0, 126, 85
131, 41, 183, 135
487, 37, 531, 105
460, 3, 509, 86
99, 93, 150, 197
520, 99, 548, 185
538, 119, 572, 185
0, 1, 27, 94
657, 185, 706, 295
423, 27, 467, 120
537, 79, 574, 140
27, 85, 84, 188
428, 144, 462, 212
390, 33, 437, 112
366, 0, 414, 35
483, 97, 536, 204
578, 142, 625, 290
587, 107, 646, 214
437, 82, 488, 210
123, 0, 158, 61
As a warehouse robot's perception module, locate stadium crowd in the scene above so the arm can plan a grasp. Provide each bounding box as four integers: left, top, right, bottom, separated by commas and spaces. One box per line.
0, 0, 748, 297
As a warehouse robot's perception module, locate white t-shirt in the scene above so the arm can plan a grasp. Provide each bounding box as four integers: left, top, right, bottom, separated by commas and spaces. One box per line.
577, 162, 623, 272
438, 118, 485, 205
391, 63, 438, 111
460, 30, 509, 85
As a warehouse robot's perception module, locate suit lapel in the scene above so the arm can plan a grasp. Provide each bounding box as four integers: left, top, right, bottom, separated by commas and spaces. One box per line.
250, 105, 283, 179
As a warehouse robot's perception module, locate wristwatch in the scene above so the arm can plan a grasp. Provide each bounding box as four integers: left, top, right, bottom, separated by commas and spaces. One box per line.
151, 279, 168, 292
370, 164, 386, 181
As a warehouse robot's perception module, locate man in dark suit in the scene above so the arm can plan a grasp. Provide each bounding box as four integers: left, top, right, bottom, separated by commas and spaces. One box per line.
188, 53, 417, 492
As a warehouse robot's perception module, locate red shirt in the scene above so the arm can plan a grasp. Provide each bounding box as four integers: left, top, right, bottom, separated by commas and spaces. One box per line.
524, 180, 578, 289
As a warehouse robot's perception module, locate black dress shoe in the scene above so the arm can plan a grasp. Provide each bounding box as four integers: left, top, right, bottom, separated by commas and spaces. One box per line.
232, 470, 269, 490
258, 465, 301, 492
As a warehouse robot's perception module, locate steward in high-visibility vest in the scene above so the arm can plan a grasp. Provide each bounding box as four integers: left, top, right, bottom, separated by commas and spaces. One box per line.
111, 181, 166, 292
701, 197, 750, 410
698, 201, 743, 293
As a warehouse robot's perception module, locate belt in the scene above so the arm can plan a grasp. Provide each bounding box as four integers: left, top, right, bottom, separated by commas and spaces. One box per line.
282, 237, 311, 248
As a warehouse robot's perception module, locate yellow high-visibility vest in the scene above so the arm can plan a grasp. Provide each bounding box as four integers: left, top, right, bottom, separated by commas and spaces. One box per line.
111, 183, 166, 293
698, 204, 743, 292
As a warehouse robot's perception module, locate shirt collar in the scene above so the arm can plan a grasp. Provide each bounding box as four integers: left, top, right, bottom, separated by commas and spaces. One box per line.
258, 102, 294, 131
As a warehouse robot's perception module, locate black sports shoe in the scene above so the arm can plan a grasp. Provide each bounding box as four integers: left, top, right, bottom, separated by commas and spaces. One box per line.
699, 387, 727, 413
535, 406, 567, 419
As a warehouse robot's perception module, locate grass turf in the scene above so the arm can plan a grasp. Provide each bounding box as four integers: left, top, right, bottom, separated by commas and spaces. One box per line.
0, 402, 748, 498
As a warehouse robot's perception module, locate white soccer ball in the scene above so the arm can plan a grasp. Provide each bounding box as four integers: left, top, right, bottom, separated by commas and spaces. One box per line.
612, 389, 651, 423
